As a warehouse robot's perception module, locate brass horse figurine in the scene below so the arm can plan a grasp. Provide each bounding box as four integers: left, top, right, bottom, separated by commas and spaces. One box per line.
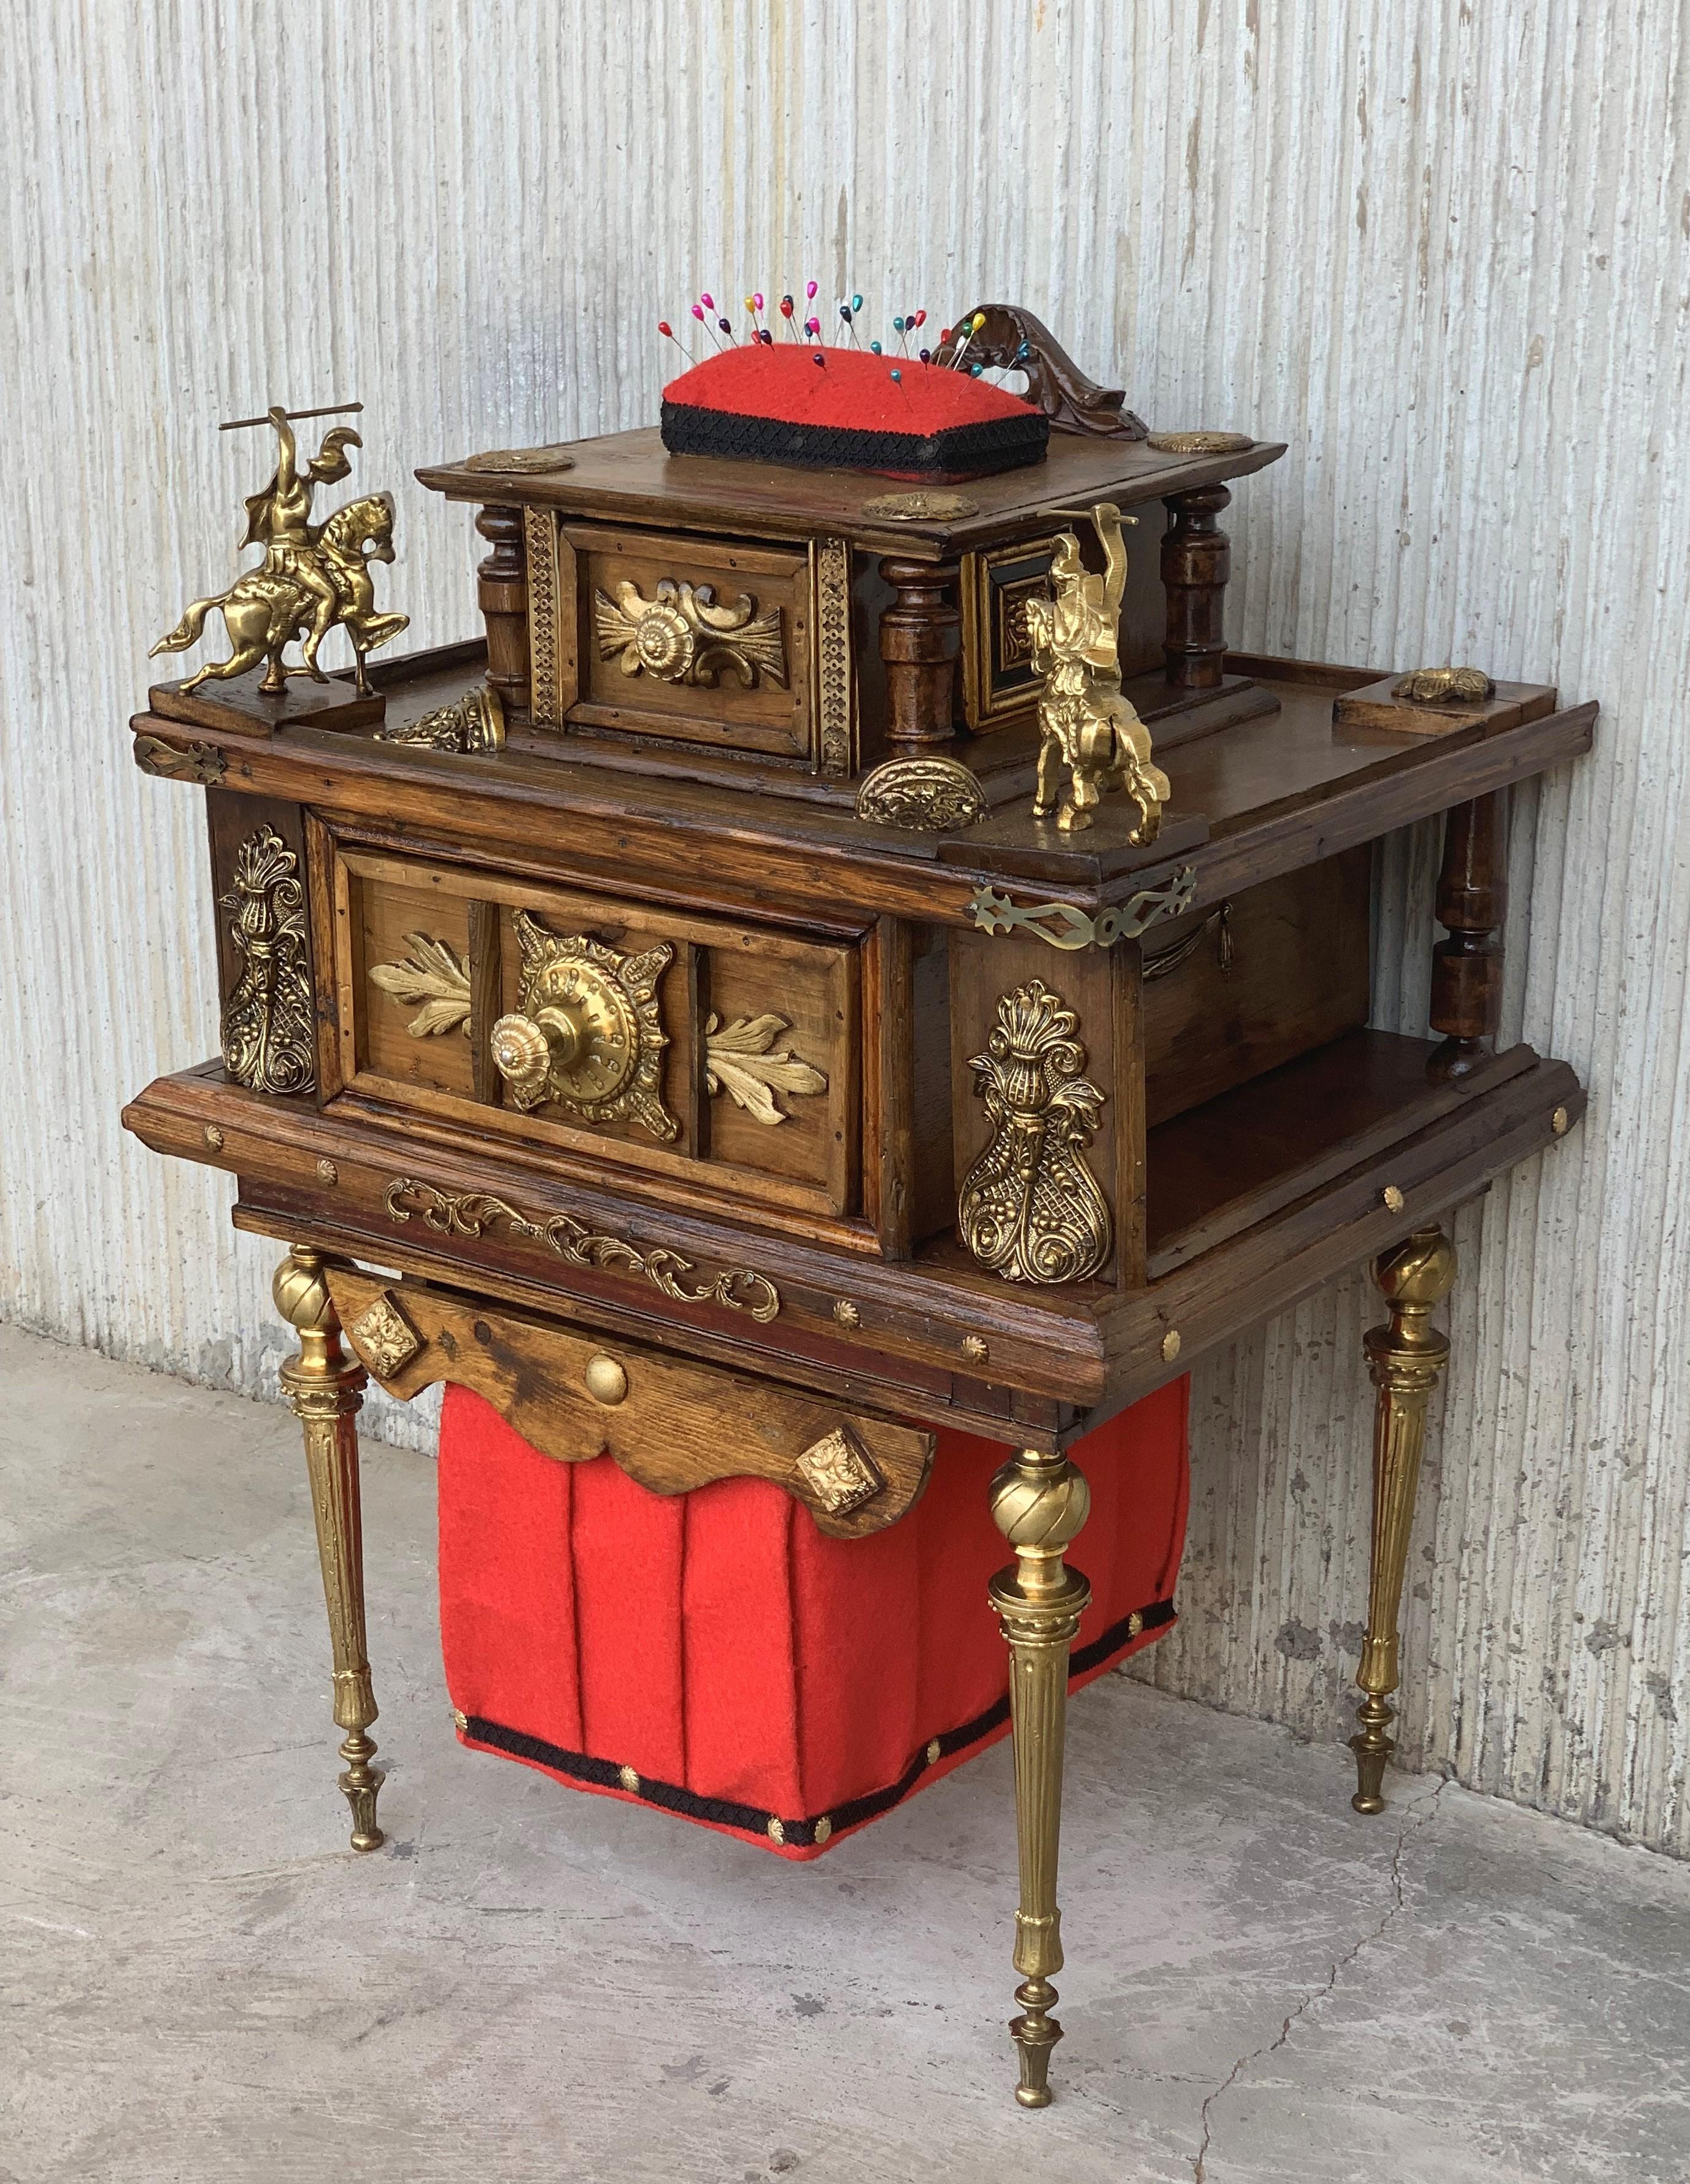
152, 407, 408, 696
1025, 502, 1170, 838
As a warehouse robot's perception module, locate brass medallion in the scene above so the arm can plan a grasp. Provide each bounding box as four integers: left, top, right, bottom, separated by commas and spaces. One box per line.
368, 932, 473, 1037
462, 443, 577, 474
1146, 430, 1254, 455
968, 871, 1197, 950
958, 980, 1111, 1284
345, 1291, 424, 1380
795, 1425, 885, 1517
374, 684, 505, 753
384, 1177, 781, 1322
594, 577, 787, 690
220, 825, 316, 1094
490, 910, 676, 1140
703, 1012, 827, 1126
859, 490, 980, 521
1391, 666, 1497, 705
855, 755, 987, 832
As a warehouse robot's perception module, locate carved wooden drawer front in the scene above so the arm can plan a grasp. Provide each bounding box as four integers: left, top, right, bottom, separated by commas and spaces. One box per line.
530, 516, 847, 767
323, 841, 860, 1225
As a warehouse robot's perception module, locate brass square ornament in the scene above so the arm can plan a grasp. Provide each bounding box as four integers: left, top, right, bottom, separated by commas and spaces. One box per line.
794, 1425, 885, 1517
346, 1291, 423, 1380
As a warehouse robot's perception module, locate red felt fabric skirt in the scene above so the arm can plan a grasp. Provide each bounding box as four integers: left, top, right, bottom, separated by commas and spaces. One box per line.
438, 1378, 1189, 1859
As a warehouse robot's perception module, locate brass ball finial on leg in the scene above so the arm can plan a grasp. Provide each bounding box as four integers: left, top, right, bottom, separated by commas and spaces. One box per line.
274, 1245, 385, 1851
988, 1447, 1092, 2107
1351, 1224, 1457, 1815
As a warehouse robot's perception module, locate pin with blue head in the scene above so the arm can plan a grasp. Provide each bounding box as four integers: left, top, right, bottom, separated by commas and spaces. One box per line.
870, 340, 883, 355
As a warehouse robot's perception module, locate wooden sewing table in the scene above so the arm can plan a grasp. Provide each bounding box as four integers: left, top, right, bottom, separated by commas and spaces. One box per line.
123, 423, 1592, 2107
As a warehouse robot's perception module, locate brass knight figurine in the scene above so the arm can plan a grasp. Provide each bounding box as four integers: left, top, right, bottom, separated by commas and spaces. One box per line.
152, 405, 408, 696
1027, 502, 1169, 838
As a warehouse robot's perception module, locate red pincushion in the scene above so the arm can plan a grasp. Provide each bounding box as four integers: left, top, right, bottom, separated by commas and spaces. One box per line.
660, 342, 1049, 479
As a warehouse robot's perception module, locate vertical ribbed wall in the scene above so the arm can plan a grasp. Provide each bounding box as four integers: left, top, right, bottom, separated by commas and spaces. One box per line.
3, 2, 1686, 1853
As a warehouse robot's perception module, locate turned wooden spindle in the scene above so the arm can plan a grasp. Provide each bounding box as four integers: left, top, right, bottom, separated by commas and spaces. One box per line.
1160, 483, 1232, 691
476, 503, 530, 721
1428, 791, 1508, 1083
878, 558, 962, 753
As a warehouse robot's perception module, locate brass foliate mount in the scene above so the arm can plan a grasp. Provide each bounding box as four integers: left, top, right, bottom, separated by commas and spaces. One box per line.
959, 980, 1112, 1284
220, 825, 315, 1094
374, 683, 505, 753
594, 576, 787, 689
1351, 1225, 1458, 1815
855, 755, 987, 832
368, 932, 472, 1038
1027, 502, 1170, 838
1392, 667, 1496, 706
703, 1012, 827, 1126
151, 404, 407, 696
490, 910, 677, 1140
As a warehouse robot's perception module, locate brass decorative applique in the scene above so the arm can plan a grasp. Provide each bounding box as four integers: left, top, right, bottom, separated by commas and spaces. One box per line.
795, 1426, 885, 1517
220, 825, 315, 1094
703, 1012, 827, 1126
489, 911, 676, 1140
958, 980, 1111, 1284
969, 871, 1198, 951
374, 684, 505, 752
594, 577, 787, 690
1146, 429, 1254, 455
384, 1177, 781, 1322
855, 755, 986, 832
462, 444, 577, 474
525, 504, 560, 726
1391, 666, 1496, 705
1028, 503, 1170, 837
133, 734, 226, 784
860, 490, 980, 521
811, 536, 854, 774
345, 1291, 424, 1379
368, 932, 473, 1037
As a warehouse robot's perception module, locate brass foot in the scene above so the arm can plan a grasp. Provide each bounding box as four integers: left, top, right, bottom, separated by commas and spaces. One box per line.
275, 1246, 386, 1854
1350, 1226, 1456, 1817
1011, 1977, 1062, 2107
990, 1447, 1091, 2110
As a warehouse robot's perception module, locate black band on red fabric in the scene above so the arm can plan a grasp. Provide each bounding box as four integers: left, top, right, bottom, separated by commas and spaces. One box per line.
660, 399, 1050, 479
457, 1596, 1175, 1851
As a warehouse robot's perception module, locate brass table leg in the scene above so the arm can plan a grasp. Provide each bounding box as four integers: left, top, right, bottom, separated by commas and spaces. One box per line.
1351, 1225, 1457, 1815
989, 1447, 1092, 2108
273, 1245, 385, 1851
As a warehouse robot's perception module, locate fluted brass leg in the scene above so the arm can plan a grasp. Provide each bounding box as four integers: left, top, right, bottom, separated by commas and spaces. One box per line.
989, 1447, 1092, 2109
273, 1245, 385, 1851
1351, 1224, 1457, 1815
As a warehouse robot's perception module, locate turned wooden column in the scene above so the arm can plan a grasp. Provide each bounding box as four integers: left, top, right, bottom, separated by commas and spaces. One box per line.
1160, 483, 1232, 691
878, 558, 961, 753
476, 503, 531, 721
1428, 790, 1508, 1082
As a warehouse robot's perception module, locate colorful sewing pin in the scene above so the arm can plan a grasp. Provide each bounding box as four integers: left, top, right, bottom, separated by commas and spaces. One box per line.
950, 311, 987, 369
839, 302, 860, 347
657, 320, 696, 364
870, 340, 883, 354
805, 317, 821, 338
717, 316, 734, 340
918, 348, 932, 364
744, 293, 763, 338
692, 301, 725, 351
813, 351, 827, 366
780, 293, 797, 337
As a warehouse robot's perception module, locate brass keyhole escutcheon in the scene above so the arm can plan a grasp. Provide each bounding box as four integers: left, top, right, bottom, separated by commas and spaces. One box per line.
584, 1353, 628, 1405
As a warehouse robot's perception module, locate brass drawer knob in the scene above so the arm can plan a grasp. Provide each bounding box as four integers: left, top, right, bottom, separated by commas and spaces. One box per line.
490, 1004, 588, 1101
584, 1353, 629, 1406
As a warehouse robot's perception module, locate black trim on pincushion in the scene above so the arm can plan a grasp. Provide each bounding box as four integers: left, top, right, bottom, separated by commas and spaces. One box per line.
457, 1595, 1174, 1849
661, 399, 1050, 479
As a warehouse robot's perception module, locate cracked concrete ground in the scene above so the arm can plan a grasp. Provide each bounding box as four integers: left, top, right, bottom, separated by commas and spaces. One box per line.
4, 1323, 1689, 2184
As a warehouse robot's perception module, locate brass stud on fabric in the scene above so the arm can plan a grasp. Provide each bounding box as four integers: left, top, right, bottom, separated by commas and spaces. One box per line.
766, 1816, 785, 1845
619, 1764, 640, 1794
926, 1739, 942, 1766
814, 1815, 833, 1846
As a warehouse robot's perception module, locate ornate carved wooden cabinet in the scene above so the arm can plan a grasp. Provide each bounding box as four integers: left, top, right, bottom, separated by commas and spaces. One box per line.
125, 411, 1592, 2107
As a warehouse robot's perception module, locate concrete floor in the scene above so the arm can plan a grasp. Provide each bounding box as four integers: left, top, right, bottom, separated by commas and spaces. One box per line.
4, 1325, 1689, 2184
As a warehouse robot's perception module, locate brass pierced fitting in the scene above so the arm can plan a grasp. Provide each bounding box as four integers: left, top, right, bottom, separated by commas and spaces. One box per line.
1381, 1184, 1406, 1213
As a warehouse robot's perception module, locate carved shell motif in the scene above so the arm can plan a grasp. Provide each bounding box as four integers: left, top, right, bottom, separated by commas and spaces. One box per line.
594, 577, 787, 689
957, 979, 1111, 1284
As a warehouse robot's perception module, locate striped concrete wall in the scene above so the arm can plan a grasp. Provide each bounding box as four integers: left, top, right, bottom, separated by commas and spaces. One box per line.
3, 0, 1686, 1851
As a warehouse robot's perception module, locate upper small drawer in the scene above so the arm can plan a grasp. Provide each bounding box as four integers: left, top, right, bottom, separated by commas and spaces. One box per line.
530, 517, 839, 766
